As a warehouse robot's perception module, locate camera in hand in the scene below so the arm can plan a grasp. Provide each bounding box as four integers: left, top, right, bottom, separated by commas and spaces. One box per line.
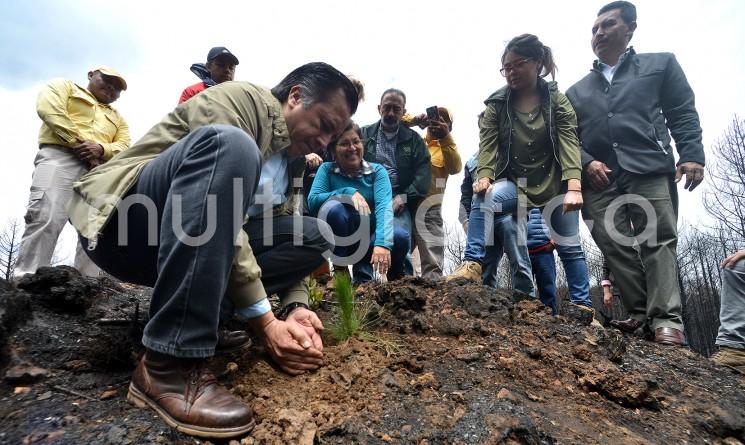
426, 105, 439, 120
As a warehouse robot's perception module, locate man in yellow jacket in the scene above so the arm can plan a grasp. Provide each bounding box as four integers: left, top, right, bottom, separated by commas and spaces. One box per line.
69, 62, 358, 438
15, 67, 129, 279
405, 107, 462, 279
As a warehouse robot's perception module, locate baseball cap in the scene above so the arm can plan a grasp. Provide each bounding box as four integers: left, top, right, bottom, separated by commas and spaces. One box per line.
207, 47, 239, 65
92, 66, 127, 91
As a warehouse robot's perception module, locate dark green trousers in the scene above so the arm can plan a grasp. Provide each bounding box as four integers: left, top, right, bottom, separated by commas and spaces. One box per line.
582, 170, 682, 330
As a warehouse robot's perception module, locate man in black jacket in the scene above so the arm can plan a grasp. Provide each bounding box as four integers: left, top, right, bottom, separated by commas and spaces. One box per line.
566, 1, 704, 346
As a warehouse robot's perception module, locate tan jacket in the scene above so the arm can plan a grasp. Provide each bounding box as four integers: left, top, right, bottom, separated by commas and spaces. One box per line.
37, 79, 130, 160
69, 81, 308, 308
424, 132, 461, 205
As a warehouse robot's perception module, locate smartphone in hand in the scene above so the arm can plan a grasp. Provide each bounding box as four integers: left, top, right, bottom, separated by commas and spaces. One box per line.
426, 106, 439, 120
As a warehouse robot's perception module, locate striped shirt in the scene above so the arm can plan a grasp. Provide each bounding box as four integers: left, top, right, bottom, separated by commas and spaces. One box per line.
375, 125, 399, 191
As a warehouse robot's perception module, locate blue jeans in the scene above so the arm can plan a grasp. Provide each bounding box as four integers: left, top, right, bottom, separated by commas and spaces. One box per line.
321, 200, 409, 285
481, 214, 532, 296
530, 252, 558, 314
81, 125, 261, 358
465, 180, 590, 305
397, 209, 415, 276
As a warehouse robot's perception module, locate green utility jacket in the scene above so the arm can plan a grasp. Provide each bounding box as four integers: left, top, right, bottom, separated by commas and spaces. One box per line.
69, 81, 308, 309
477, 79, 582, 185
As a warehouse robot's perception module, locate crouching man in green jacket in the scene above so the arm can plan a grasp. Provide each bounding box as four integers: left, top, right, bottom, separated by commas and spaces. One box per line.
68, 63, 358, 439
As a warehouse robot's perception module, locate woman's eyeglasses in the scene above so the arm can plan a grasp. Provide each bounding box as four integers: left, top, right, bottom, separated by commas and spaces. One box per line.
336, 138, 362, 149
500, 58, 533, 76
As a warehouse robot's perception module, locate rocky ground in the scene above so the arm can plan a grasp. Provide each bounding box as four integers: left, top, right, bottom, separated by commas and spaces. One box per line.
1, 267, 744, 445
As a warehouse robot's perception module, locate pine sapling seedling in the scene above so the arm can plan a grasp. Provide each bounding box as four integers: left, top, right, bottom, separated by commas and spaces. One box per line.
330, 273, 380, 341
331, 272, 358, 340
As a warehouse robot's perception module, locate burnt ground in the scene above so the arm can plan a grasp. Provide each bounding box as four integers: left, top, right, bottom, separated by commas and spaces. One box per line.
1, 267, 744, 445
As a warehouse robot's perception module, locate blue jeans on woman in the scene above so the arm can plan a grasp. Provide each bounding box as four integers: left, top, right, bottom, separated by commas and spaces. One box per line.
464, 180, 592, 307
481, 214, 531, 293
530, 251, 558, 314
321, 200, 409, 285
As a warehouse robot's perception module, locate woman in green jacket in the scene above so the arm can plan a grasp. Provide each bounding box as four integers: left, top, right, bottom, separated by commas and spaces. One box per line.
448, 34, 592, 309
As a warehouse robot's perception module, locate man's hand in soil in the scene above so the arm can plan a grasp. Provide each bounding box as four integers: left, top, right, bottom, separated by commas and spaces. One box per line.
249, 311, 323, 376
73, 140, 104, 163
285, 307, 324, 353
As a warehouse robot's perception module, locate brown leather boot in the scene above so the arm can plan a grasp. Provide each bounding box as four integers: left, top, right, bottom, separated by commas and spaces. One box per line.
654, 327, 687, 346
127, 350, 254, 438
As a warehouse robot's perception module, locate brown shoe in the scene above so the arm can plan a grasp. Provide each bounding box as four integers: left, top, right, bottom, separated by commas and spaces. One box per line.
445, 261, 482, 283
710, 346, 745, 374
215, 329, 252, 354
127, 351, 255, 438
654, 327, 686, 346
609, 318, 643, 334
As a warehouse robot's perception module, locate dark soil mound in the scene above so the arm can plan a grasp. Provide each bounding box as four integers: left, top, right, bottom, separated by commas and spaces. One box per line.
1, 272, 743, 445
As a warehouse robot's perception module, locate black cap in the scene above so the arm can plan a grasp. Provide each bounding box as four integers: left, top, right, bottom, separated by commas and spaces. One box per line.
207, 47, 239, 65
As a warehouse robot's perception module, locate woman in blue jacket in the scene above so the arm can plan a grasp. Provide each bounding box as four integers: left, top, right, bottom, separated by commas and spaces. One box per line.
308, 122, 409, 284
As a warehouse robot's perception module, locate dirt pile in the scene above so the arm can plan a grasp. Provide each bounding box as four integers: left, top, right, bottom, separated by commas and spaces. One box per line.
1, 269, 743, 444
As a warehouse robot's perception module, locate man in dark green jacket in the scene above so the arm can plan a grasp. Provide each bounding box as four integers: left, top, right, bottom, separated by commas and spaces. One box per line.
566, 1, 704, 346
360, 88, 431, 279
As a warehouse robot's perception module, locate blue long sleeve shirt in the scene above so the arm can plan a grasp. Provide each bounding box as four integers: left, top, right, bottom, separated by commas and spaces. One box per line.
307, 161, 394, 249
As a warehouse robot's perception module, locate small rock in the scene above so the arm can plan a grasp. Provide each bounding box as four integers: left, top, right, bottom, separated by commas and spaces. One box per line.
498, 356, 516, 366
21, 430, 65, 443
455, 352, 482, 363
413, 372, 440, 389
5, 363, 51, 384
36, 391, 52, 401
14, 386, 32, 394
484, 414, 542, 444
572, 344, 594, 362
105, 426, 127, 444
497, 388, 518, 402
381, 371, 400, 389
63, 416, 81, 425
526, 347, 543, 359
100, 389, 118, 400
435, 314, 463, 336
381, 434, 393, 442
401, 424, 413, 433
63, 360, 92, 371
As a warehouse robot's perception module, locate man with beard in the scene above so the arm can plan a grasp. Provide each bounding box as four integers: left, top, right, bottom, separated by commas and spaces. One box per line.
359, 89, 431, 281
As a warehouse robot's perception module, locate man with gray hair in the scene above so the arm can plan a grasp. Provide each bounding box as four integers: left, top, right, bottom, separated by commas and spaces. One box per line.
359, 89, 431, 281
70, 62, 358, 438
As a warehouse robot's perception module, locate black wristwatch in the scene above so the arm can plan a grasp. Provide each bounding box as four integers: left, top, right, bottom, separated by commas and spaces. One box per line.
276, 302, 309, 321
